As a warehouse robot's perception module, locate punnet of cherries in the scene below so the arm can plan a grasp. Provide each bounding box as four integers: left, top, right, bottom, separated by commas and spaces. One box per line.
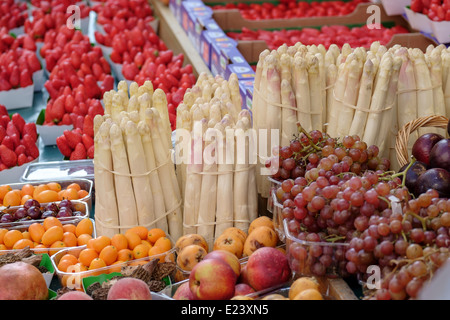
270, 123, 450, 300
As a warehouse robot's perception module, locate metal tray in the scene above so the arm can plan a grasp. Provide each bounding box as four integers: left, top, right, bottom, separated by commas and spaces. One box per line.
21, 159, 94, 183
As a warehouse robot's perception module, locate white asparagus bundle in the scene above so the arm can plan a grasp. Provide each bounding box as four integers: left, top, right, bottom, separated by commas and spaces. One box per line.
362, 53, 393, 146
124, 120, 156, 227
138, 122, 168, 232
93, 121, 119, 238
348, 58, 376, 137
109, 123, 139, 234
410, 48, 437, 136
336, 54, 363, 138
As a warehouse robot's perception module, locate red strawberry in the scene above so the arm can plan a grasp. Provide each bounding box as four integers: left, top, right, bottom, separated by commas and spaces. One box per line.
1, 135, 14, 150
6, 121, 20, 138
81, 133, 94, 150
87, 100, 104, 119
61, 113, 72, 125
0, 144, 17, 168
26, 53, 41, 73
87, 145, 94, 159
83, 115, 94, 138
9, 133, 20, 150
17, 153, 28, 166
11, 113, 25, 135
75, 115, 84, 130
20, 69, 33, 88
70, 142, 87, 160
22, 134, 39, 159
15, 144, 26, 156
0, 104, 8, 117
9, 66, 20, 88
64, 129, 82, 149
84, 74, 102, 99
0, 115, 10, 128
0, 126, 6, 143
101, 75, 115, 93
23, 123, 37, 141
52, 95, 66, 122
56, 135, 72, 157
22, 35, 37, 51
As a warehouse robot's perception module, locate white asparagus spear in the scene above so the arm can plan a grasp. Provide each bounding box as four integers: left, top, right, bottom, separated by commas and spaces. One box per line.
233, 119, 249, 232
348, 59, 376, 138
307, 54, 323, 132
137, 121, 168, 232
182, 118, 206, 234
109, 123, 139, 234
325, 63, 338, 130
129, 82, 139, 98
442, 50, 450, 117
138, 92, 151, 122
153, 89, 172, 144
145, 109, 183, 240
362, 53, 393, 146
93, 121, 119, 238
280, 54, 297, 147
124, 120, 156, 227
336, 54, 363, 138
429, 49, 447, 137
293, 55, 312, 133
214, 121, 234, 238
397, 49, 418, 154
411, 49, 437, 136
377, 56, 402, 157
197, 127, 219, 249
327, 59, 350, 138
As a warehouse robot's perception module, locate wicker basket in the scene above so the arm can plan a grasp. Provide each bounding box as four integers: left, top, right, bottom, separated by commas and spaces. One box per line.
395, 115, 449, 168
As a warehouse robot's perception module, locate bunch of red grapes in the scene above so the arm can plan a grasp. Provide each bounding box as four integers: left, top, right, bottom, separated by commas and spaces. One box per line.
271, 127, 450, 300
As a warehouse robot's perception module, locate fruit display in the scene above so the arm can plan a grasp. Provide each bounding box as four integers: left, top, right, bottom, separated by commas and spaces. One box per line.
0, 216, 95, 255
227, 25, 410, 50
51, 226, 175, 290
92, 0, 197, 131
210, 0, 368, 20
0, 106, 39, 171
167, 246, 291, 300
0, 181, 91, 208
0, 0, 28, 32
411, 0, 450, 21
252, 42, 450, 200
0, 198, 87, 225
174, 217, 281, 281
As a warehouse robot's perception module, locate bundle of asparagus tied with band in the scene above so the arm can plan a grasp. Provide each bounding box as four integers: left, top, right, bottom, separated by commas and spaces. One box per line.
175, 72, 258, 248
252, 42, 450, 197
93, 80, 183, 240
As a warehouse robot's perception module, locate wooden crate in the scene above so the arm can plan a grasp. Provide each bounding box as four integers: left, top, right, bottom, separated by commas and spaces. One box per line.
149, 0, 211, 77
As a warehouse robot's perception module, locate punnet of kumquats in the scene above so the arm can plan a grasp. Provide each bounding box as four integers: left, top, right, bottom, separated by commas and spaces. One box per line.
0, 217, 95, 256
54, 226, 174, 279
0, 182, 90, 208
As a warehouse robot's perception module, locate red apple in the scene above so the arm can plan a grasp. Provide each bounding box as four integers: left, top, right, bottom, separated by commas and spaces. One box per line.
203, 249, 241, 277
189, 259, 237, 300
173, 281, 197, 300
233, 283, 256, 297
246, 247, 291, 292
